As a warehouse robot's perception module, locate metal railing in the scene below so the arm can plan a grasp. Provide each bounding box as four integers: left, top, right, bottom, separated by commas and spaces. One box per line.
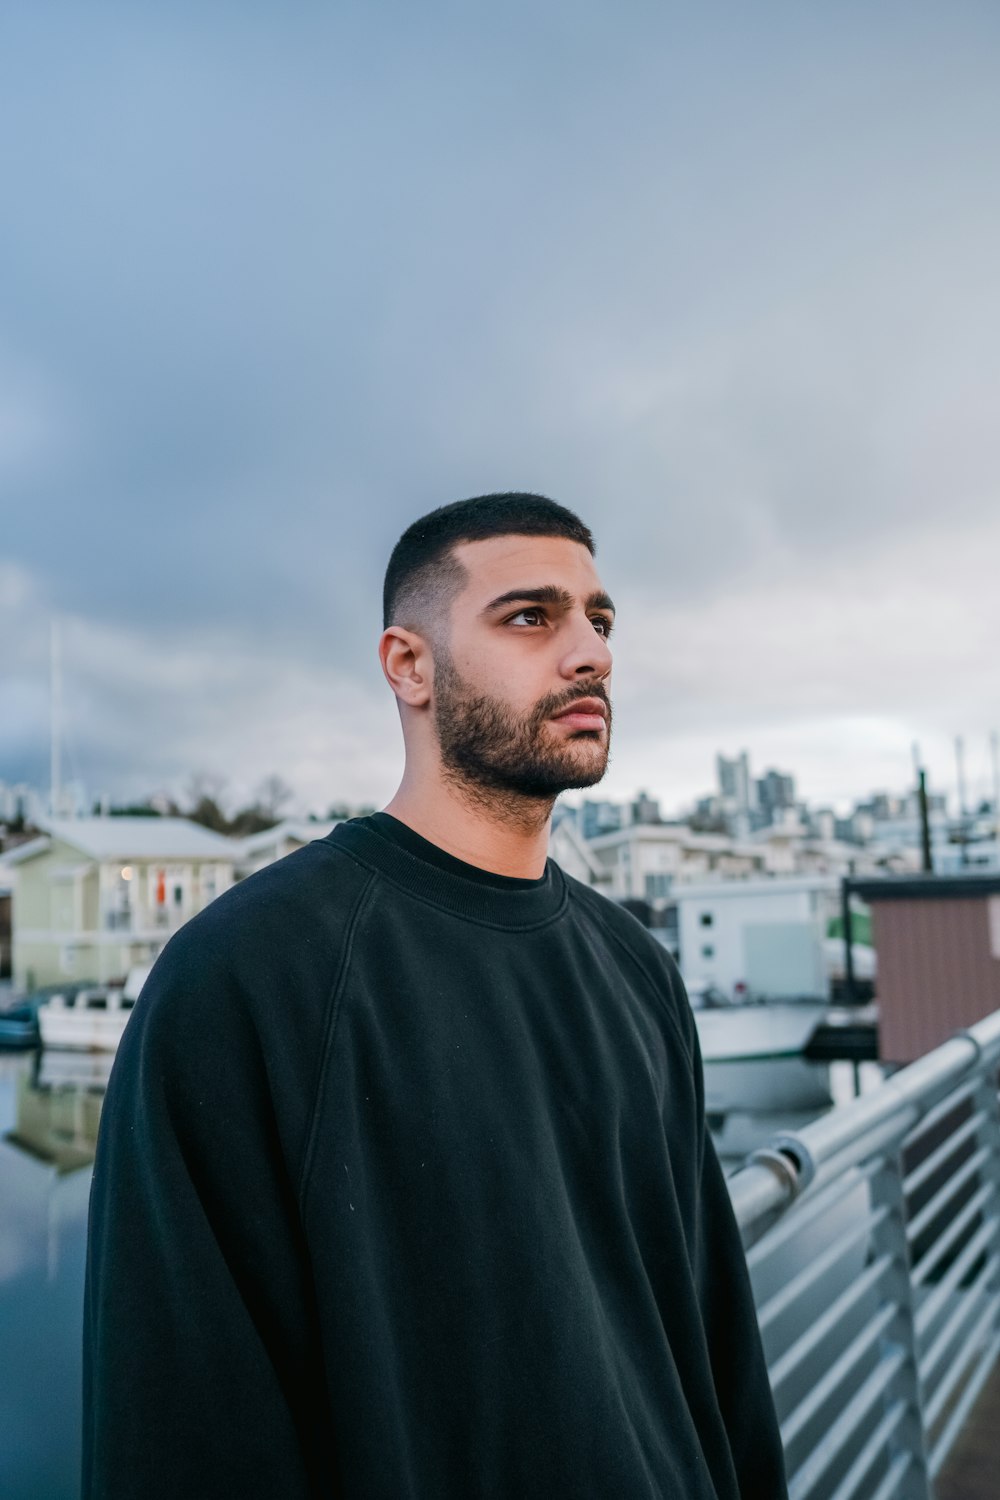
727, 1008, 1000, 1500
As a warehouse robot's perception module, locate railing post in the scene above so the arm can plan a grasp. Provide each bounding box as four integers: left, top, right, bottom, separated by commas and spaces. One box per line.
867, 1152, 933, 1499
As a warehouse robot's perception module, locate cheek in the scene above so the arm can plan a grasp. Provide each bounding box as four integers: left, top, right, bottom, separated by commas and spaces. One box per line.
457, 644, 549, 709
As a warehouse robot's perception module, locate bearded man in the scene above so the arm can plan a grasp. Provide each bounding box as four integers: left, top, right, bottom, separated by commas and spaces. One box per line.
83, 493, 788, 1499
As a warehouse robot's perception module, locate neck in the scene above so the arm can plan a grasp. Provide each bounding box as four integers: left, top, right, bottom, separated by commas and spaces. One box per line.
383, 765, 554, 878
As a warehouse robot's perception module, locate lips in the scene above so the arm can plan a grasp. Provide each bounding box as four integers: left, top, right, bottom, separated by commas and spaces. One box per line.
551, 697, 608, 731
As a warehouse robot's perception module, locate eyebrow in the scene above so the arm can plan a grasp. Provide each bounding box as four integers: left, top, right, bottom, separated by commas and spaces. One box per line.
481, 584, 616, 616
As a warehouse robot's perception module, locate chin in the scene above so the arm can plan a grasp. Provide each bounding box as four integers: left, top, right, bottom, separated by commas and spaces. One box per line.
558, 750, 610, 790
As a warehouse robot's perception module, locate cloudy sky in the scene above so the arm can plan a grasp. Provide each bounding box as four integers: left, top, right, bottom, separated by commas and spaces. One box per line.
2, 2, 999, 820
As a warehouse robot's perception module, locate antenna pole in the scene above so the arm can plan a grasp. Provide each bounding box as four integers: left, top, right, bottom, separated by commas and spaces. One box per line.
50, 617, 61, 819
955, 735, 968, 868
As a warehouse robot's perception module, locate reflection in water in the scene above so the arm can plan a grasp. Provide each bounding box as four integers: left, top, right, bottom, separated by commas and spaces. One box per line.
5, 1059, 105, 1176
0, 1052, 106, 1500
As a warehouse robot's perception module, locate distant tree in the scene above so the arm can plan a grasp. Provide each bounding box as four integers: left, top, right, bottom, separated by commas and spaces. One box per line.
183, 773, 231, 833
228, 805, 279, 838
0, 821, 41, 854
187, 795, 230, 834
185, 772, 229, 811
254, 774, 294, 822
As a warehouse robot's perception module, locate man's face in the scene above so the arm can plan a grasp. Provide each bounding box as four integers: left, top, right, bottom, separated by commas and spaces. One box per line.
431, 534, 614, 800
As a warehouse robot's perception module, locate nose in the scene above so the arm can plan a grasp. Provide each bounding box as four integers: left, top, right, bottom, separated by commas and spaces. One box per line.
559, 611, 613, 682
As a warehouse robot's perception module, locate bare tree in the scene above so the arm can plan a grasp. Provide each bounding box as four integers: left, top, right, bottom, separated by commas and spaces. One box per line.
254, 774, 294, 822
185, 772, 230, 834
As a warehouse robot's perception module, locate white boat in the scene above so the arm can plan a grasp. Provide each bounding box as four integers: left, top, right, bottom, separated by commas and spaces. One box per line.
693, 1001, 832, 1113
38, 965, 151, 1052
693, 1001, 827, 1062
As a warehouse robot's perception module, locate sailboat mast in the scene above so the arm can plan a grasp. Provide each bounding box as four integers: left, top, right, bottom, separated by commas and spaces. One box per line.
50, 617, 61, 818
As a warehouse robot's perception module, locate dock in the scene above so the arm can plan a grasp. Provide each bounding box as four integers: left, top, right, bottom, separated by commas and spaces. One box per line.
935, 1358, 1000, 1499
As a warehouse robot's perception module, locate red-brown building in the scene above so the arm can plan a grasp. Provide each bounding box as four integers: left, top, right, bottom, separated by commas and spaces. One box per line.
851, 874, 1000, 1064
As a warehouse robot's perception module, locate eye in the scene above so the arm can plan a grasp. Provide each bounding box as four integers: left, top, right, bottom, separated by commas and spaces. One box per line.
590, 614, 613, 638
507, 608, 545, 627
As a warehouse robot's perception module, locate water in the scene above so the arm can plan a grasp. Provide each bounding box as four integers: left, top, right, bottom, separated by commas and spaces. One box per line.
0, 1047, 884, 1498
0, 1052, 97, 1500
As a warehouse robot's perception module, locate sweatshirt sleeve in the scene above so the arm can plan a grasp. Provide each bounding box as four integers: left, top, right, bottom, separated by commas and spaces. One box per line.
687, 1010, 790, 1500
82, 934, 333, 1500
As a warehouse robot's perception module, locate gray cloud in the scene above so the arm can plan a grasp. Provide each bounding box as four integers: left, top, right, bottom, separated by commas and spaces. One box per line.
2, 3, 999, 813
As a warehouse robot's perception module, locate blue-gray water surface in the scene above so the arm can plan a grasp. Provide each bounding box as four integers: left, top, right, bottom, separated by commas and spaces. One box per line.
0, 1052, 101, 1500
0, 1045, 864, 1499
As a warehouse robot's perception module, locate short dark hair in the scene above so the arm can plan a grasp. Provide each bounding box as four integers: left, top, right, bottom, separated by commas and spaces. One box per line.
383, 492, 595, 629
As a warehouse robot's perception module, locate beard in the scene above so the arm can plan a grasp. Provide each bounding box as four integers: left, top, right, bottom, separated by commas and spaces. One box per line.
432, 649, 612, 804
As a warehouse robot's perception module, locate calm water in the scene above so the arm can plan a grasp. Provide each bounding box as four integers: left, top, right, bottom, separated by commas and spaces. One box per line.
0, 1051, 101, 1500
0, 1045, 876, 1499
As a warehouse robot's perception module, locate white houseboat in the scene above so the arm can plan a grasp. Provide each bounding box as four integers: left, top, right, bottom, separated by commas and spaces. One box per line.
38, 965, 151, 1052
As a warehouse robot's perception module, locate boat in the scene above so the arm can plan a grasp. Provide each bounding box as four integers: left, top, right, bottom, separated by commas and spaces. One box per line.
37, 965, 152, 1052
0, 1000, 41, 1050
692, 995, 832, 1112
693, 999, 828, 1061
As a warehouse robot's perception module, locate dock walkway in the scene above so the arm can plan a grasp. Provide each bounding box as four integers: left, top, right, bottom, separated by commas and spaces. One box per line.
934, 1358, 1000, 1500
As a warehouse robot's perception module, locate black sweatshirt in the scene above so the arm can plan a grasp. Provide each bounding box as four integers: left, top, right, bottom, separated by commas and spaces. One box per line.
83, 815, 788, 1499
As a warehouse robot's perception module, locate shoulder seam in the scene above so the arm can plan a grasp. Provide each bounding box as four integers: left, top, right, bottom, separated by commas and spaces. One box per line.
573, 888, 694, 1064
297, 869, 379, 1208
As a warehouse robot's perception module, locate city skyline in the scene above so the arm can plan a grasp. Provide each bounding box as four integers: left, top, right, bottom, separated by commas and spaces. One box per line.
2, 726, 995, 828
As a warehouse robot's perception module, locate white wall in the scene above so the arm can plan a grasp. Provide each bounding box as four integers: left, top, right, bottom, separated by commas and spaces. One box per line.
676, 878, 838, 998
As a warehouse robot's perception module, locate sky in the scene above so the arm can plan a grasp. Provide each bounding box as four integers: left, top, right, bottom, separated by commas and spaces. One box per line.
2, 1, 999, 820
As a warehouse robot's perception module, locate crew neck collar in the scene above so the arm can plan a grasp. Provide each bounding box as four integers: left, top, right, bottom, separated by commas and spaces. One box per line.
324, 813, 567, 930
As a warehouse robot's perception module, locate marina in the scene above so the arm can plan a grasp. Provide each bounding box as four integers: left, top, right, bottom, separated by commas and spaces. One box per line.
1, 819, 997, 1497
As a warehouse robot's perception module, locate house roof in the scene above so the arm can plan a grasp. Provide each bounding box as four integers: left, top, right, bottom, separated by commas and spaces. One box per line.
673, 872, 840, 902
236, 818, 339, 855
3, 817, 236, 864
850, 872, 1000, 901
585, 822, 762, 858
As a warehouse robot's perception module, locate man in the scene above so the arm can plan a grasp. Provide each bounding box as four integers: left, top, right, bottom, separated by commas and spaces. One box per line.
84, 492, 788, 1498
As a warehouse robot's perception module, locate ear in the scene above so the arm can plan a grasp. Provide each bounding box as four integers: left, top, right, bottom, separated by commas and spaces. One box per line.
379, 626, 432, 708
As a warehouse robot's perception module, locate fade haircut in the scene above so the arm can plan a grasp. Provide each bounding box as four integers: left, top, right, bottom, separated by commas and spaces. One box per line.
382, 492, 596, 630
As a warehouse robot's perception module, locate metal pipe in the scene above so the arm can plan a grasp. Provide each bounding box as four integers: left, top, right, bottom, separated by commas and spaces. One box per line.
731, 1010, 1000, 1240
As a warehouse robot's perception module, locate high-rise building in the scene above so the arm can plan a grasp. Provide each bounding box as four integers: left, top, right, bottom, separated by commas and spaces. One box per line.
630, 790, 662, 826
717, 751, 755, 814
756, 769, 796, 821
581, 799, 624, 840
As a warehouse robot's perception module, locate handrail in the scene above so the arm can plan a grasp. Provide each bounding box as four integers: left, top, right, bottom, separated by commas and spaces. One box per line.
728, 1008, 1000, 1245
725, 1005, 1000, 1497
